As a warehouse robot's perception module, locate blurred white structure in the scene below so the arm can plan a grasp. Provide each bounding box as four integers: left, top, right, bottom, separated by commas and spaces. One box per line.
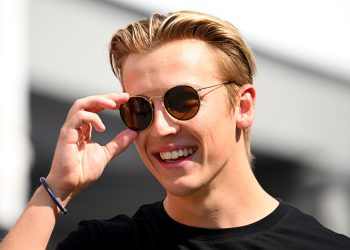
0, 0, 31, 228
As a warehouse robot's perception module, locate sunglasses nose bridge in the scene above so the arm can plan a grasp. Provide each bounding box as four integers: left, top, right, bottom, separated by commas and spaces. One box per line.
148, 95, 167, 118
148, 95, 164, 114
148, 95, 163, 103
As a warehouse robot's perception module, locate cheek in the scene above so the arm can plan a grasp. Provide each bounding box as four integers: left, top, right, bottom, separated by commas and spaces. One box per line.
198, 97, 235, 130
134, 135, 147, 160
134, 133, 159, 169
195, 101, 236, 148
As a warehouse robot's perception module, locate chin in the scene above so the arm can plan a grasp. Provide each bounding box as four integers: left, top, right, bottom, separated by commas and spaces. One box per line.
163, 178, 205, 197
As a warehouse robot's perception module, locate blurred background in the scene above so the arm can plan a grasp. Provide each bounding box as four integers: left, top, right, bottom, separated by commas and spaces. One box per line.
1, 0, 349, 248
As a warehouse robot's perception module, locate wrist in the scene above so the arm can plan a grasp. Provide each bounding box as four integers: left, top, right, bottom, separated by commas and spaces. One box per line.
39, 177, 68, 215
44, 175, 75, 205
31, 185, 64, 218
37, 176, 74, 216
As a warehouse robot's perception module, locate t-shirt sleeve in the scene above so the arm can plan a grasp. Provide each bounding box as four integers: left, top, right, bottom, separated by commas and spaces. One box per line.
56, 215, 136, 250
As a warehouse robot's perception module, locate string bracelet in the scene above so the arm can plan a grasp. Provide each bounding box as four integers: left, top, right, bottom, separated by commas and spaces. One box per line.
39, 177, 68, 215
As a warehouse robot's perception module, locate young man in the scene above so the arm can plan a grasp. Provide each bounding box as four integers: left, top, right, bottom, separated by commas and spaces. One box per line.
1, 10, 349, 250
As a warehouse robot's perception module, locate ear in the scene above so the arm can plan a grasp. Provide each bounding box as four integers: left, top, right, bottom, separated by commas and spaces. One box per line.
236, 84, 256, 129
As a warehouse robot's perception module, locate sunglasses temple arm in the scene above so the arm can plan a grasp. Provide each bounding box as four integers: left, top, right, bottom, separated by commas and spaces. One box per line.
196, 82, 230, 92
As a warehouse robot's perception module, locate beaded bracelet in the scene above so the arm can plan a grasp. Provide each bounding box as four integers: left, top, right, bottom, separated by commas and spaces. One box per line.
39, 177, 67, 215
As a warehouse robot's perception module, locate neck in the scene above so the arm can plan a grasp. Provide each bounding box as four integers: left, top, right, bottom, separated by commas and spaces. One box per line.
163, 159, 278, 229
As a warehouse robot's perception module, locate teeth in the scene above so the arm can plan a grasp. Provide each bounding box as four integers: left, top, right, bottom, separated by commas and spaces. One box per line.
171, 151, 178, 159
184, 148, 188, 156
163, 152, 171, 160
160, 147, 196, 161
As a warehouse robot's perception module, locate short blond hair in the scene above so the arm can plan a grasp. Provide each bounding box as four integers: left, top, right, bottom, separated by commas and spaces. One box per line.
109, 10, 256, 162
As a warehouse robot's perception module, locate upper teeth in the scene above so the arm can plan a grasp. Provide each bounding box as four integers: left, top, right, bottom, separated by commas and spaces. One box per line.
160, 147, 195, 160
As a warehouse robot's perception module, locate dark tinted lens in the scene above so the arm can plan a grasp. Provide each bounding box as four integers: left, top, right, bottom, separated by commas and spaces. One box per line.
120, 97, 153, 131
164, 85, 200, 120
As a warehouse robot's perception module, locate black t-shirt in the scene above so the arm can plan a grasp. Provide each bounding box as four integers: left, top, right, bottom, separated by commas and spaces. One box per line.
56, 200, 350, 249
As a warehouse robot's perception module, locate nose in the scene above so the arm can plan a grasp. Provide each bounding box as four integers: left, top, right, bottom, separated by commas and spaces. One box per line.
149, 99, 180, 136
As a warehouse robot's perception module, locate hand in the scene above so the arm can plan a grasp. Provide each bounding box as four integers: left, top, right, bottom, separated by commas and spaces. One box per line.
45, 93, 137, 203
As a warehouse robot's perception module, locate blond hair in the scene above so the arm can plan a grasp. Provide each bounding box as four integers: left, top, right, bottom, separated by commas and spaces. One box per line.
109, 10, 256, 162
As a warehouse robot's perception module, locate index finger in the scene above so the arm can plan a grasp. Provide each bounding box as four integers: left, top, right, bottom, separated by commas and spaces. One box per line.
67, 93, 130, 118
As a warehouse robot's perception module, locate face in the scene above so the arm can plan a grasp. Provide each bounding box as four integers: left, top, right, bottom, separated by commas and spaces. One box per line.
122, 39, 241, 197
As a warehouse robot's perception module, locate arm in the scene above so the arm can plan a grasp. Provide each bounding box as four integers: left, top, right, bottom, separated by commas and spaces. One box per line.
0, 93, 137, 250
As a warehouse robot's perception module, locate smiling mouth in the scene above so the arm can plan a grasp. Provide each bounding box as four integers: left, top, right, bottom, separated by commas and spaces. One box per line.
159, 147, 197, 161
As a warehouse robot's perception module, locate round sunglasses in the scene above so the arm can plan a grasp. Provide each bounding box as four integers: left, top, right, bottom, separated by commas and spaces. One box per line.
119, 82, 230, 131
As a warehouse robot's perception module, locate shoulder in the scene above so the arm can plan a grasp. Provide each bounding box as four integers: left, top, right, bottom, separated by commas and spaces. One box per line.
56, 202, 163, 250
56, 214, 136, 249
280, 201, 338, 234
273, 201, 350, 249
132, 201, 163, 219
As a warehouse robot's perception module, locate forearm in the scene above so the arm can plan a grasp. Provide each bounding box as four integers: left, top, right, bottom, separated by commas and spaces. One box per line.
0, 185, 64, 250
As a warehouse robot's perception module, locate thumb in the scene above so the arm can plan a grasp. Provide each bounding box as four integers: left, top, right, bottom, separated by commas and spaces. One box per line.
104, 129, 137, 162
